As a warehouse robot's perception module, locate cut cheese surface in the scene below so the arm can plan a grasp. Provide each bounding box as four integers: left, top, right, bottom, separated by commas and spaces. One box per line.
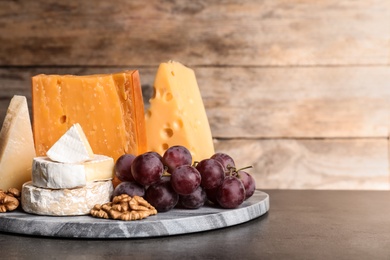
46, 123, 94, 163
145, 61, 215, 162
32, 71, 147, 162
0, 95, 36, 190
32, 155, 114, 189
21, 180, 113, 216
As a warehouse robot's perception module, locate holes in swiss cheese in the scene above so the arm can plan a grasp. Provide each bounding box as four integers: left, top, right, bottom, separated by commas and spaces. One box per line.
161, 128, 173, 139
172, 119, 183, 130
162, 143, 169, 151
165, 92, 173, 102
152, 87, 157, 99
146, 110, 152, 119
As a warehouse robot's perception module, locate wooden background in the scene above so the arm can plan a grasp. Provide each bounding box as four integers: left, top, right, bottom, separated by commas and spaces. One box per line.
1, 0, 390, 190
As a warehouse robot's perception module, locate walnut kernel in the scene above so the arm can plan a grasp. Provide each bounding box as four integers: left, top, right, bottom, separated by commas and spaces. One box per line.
90, 194, 157, 221
0, 188, 21, 213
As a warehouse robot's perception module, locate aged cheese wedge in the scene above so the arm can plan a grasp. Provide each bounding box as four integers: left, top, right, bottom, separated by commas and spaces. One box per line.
46, 123, 94, 163
32, 155, 114, 189
0, 95, 36, 190
21, 180, 113, 216
32, 71, 147, 162
145, 61, 215, 162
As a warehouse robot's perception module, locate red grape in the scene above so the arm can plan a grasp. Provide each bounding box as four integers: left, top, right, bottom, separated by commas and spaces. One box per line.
196, 158, 224, 189
162, 145, 192, 173
115, 154, 136, 182
210, 153, 236, 174
238, 171, 256, 199
179, 186, 207, 209
131, 152, 164, 186
145, 177, 179, 212
171, 165, 201, 195
205, 186, 219, 205
145, 151, 163, 161
217, 176, 245, 209
112, 181, 145, 198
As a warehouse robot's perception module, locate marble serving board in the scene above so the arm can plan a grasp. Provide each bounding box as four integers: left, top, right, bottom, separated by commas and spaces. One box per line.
0, 190, 269, 239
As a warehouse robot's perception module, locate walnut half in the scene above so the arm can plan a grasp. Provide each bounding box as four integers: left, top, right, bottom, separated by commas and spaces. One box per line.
0, 188, 21, 213
91, 194, 157, 221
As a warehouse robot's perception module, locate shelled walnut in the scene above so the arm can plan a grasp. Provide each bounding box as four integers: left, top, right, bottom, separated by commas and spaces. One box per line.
91, 194, 157, 221
0, 188, 21, 213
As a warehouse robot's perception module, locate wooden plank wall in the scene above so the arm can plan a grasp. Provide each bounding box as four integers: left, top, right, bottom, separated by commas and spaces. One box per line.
1, 0, 390, 190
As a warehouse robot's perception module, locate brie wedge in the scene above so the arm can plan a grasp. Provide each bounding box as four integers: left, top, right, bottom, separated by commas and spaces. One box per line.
46, 123, 94, 163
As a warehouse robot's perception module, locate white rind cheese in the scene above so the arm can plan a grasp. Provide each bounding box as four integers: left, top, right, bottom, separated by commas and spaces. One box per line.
32, 155, 114, 189
21, 180, 113, 216
46, 123, 94, 163
0, 95, 36, 190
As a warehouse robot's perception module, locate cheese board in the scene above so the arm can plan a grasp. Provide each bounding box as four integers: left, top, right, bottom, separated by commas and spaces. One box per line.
0, 190, 269, 239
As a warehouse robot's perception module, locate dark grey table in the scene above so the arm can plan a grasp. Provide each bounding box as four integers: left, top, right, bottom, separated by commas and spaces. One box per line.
1, 190, 390, 259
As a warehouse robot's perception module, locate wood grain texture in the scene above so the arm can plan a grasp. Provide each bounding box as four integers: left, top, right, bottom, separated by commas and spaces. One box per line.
215, 138, 390, 190
0, 0, 389, 66
197, 66, 390, 138
1, 66, 390, 139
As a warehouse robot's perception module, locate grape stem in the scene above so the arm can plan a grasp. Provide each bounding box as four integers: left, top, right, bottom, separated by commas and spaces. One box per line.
162, 166, 171, 177
226, 165, 253, 176
236, 165, 253, 172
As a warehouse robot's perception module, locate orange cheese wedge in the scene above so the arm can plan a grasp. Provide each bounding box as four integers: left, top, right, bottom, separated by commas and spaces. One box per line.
32, 70, 147, 162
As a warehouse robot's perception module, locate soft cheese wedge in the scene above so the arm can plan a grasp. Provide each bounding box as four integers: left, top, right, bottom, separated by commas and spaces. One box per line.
0, 95, 36, 190
32, 155, 114, 189
32, 71, 147, 162
46, 123, 94, 163
145, 61, 215, 162
22, 180, 113, 216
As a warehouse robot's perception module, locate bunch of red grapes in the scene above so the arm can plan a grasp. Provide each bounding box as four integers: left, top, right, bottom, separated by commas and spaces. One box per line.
113, 145, 256, 212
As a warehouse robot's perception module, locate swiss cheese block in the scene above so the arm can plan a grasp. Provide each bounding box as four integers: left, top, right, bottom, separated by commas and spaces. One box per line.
32, 155, 114, 189
32, 71, 147, 162
145, 61, 215, 161
46, 123, 94, 163
0, 95, 36, 190
21, 180, 113, 216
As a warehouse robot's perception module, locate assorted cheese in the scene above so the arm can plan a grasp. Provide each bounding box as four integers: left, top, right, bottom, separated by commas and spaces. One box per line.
46, 123, 94, 163
31, 71, 147, 162
0, 95, 36, 191
1, 61, 215, 218
32, 155, 114, 189
145, 61, 215, 162
21, 181, 113, 216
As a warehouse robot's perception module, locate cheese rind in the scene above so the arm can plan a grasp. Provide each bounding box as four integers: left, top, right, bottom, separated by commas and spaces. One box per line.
32, 71, 147, 162
145, 61, 215, 162
0, 95, 36, 190
46, 123, 94, 163
32, 155, 114, 189
21, 180, 113, 216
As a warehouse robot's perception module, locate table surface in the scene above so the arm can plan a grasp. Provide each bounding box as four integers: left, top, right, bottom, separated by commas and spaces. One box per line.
1, 189, 390, 259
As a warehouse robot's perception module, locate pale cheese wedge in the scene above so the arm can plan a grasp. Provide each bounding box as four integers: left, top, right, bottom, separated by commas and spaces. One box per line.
32, 155, 114, 189
145, 61, 215, 162
0, 95, 36, 190
46, 123, 94, 163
